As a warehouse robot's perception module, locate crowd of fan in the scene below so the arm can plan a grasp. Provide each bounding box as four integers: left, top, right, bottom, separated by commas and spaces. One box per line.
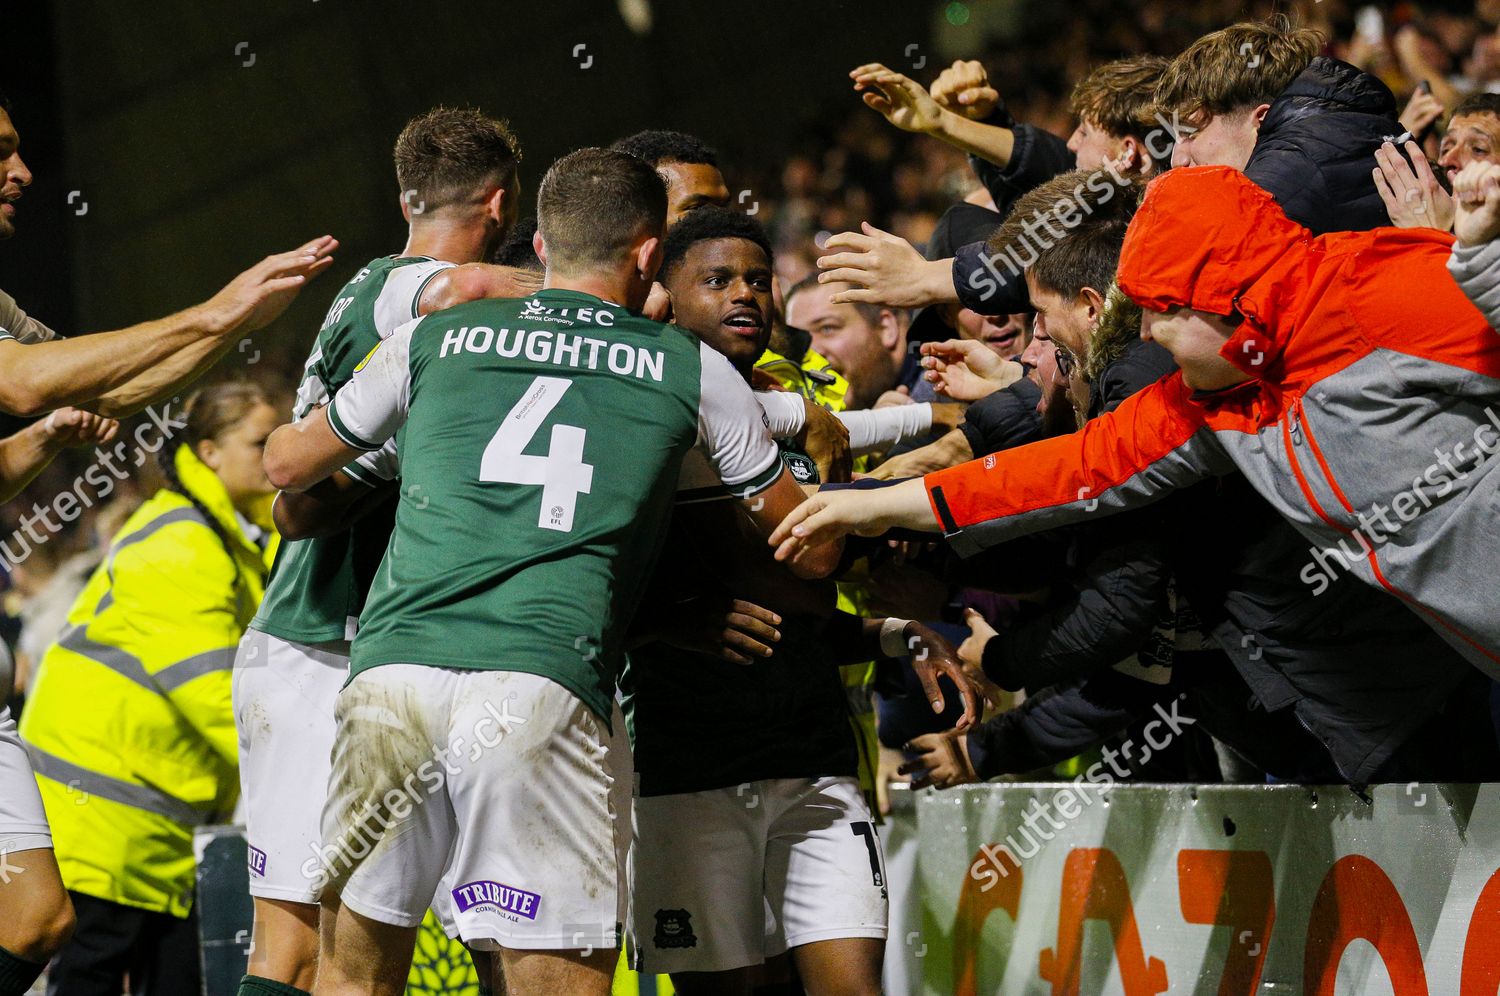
7, 2, 1500, 797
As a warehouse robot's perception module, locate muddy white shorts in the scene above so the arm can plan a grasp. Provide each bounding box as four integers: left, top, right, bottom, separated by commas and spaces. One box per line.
319, 665, 630, 953
630, 775, 889, 975
0, 705, 51, 854
232, 628, 349, 902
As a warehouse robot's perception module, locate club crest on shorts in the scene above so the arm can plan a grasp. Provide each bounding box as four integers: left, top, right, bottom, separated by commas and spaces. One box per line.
452, 880, 541, 922
653, 908, 697, 948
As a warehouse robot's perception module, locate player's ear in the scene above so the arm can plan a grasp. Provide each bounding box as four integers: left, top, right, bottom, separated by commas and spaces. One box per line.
532, 230, 549, 268
483, 184, 506, 226
637, 235, 663, 282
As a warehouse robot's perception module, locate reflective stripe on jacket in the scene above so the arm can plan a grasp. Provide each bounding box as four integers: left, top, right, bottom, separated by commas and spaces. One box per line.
20, 445, 272, 916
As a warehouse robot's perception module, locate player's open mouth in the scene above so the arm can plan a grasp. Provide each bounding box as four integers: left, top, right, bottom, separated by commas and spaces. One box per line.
987, 328, 1019, 348
722, 309, 763, 336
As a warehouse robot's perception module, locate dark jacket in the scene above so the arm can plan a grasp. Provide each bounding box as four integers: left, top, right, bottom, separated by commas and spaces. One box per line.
953, 121, 1075, 316
964, 291, 1484, 783
1243, 56, 1400, 234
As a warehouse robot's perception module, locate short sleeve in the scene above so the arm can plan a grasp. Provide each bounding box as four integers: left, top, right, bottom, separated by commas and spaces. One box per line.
373, 260, 454, 332
344, 439, 400, 486
0, 287, 61, 343
327, 319, 416, 451
696, 343, 783, 498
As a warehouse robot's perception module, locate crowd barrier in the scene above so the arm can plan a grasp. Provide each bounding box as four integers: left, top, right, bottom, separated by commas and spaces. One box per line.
195, 782, 1500, 994
885, 782, 1500, 993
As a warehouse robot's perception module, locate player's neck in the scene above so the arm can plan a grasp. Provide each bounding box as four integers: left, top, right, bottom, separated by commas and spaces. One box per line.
544, 270, 649, 312
402, 219, 489, 266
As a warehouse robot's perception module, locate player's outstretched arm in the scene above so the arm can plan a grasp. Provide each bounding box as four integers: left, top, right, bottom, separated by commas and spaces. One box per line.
741, 467, 845, 579
263, 407, 363, 494
0, 407, 118, 503
417, 263, 544, 315
769, 478, 938, 564
0, 237, 337, 419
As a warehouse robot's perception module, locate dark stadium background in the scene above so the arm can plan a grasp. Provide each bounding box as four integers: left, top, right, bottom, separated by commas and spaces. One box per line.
3, 0, 939, 389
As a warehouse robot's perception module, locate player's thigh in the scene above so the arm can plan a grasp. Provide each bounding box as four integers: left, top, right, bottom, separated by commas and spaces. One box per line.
764, 776, 888, 957
0, 847, 73, 958
320, 894, 421, 996
245, 896, 319, 989
441, 673, 627, 954
317, 664, 456, 930
498, 946, 614, 996
791, 937, 884, 996
234, 629, 349, 904
630, 784, 769, 977
0, 706, 71, 957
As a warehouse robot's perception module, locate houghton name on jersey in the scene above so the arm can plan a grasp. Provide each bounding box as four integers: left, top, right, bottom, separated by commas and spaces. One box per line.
325, 288, 784, 724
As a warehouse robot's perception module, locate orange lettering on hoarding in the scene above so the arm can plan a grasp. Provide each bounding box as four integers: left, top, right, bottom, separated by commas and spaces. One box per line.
1038, 847, 1168, 995
1303, 854, 1428, 995
1460, 866, 1500, 994
1176, 849, 1275, 996
953, 845, 1024, 996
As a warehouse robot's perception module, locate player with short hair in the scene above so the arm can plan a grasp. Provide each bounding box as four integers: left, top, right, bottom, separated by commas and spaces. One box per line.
232, 105, 534, 996
611, 129, 731, 225
628, 206, 977, 995
262, 147, 839, 996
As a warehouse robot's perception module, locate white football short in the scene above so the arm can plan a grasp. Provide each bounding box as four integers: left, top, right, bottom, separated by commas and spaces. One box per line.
630, 775, 889, 975
233, 628, 349, 902
0, 705, 51, 854
319, 665, 630, 952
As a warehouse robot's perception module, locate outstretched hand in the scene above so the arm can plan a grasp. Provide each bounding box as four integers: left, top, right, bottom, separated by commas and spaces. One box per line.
1373, 141, 1454, 231
203, 236, 340, 335
817, 223, 946, 309
1454, 161, 1500, 247
43, 407, 119, 448
930, 60, 1000, 121
920, 338, 1023, 401
850, 64, 947, 135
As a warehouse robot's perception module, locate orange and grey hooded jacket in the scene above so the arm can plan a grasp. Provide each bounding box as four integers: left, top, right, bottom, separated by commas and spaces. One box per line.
924, 165, 1500, 677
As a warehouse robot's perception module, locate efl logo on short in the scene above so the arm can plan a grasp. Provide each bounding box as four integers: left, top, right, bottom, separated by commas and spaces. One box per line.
452, 879, 542, 921
247, 845, 268, 877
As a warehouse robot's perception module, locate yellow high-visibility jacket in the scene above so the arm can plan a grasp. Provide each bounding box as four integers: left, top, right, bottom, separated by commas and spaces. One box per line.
20, 446, 274, 917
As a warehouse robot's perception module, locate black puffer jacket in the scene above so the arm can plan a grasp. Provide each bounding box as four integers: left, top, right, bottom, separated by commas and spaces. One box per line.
1243, 55, 1400, 234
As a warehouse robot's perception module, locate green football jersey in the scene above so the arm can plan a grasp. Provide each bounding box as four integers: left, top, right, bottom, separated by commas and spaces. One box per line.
252, 255, 451, 644
326, 289, 784, 724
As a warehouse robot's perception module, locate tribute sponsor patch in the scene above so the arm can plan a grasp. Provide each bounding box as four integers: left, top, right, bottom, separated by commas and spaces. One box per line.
452, 879, 542, 922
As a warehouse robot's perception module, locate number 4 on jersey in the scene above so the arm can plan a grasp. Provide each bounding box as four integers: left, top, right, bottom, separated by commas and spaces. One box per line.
479, 376, 595, 532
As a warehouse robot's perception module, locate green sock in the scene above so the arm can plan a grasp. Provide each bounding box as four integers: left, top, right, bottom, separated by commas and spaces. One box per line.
0, 945, 45, 996
236, 975, 311, 996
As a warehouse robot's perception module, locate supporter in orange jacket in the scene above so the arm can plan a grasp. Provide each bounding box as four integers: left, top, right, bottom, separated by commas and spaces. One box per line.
772, 165, 1500, 679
